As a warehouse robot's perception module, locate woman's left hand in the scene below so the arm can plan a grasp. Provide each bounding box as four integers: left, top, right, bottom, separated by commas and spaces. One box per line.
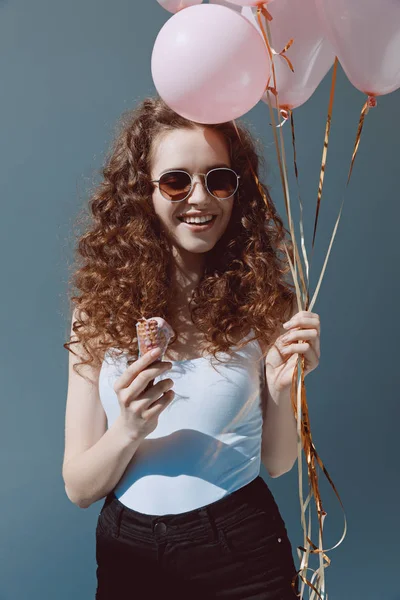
265, 311, 321, 395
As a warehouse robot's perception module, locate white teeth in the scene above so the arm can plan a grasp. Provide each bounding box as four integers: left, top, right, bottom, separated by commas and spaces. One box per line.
181, 215, 214, 224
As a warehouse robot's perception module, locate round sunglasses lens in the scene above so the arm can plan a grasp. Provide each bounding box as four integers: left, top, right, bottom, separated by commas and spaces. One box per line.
159, 171, 191, 201
207, 169, 237, 198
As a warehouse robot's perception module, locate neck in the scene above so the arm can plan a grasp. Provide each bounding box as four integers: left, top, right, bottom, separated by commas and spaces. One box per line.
170, 246, 205, 304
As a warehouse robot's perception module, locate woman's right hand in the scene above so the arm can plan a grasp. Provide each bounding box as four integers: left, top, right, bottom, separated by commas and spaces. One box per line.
113, 348, 174, 442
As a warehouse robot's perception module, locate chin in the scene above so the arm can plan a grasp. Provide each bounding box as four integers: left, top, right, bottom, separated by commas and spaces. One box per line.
171, 237, 219, 254
181, 243, 217, 254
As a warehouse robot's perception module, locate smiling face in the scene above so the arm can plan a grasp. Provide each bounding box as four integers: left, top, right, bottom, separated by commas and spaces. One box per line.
150, 127, 235, 264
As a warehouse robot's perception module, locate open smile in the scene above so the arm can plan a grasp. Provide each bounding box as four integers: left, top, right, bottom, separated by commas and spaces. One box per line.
176, 214, 218, 231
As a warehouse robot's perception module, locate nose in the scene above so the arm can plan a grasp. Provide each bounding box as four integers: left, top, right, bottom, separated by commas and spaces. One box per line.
186, 174, 212, 207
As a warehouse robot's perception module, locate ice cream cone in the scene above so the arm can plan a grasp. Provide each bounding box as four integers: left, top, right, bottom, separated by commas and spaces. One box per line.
135, 317, 175, 360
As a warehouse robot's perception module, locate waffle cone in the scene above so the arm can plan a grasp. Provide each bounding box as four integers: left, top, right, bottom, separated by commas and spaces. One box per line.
135, 317, 175, 360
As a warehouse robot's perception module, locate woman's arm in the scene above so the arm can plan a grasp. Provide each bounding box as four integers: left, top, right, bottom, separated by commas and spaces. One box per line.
261, 385, 298, 478
261, 306, 320, 477
259, 303, 299, 478
63, 416, 142, 509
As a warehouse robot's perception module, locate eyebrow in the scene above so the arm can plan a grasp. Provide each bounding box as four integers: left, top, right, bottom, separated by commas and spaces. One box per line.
159, 163, 231, 176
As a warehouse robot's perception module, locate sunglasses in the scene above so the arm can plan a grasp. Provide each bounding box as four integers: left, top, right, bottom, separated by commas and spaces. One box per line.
151, 167, 240, 203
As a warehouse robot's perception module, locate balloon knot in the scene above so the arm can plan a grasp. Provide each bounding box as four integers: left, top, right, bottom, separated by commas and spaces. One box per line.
267, 85, 278, 98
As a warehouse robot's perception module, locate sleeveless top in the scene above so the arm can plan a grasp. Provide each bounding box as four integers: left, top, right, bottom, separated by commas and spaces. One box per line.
98, 330, 266, 515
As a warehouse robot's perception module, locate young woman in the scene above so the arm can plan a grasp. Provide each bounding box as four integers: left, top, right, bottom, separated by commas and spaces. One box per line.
63, 96, 320, 599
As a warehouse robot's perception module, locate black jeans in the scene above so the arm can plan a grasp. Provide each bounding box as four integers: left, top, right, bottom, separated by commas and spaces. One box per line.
95, 475, 299, 599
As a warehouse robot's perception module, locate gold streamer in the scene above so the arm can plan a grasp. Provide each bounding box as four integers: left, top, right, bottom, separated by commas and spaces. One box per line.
308, 94, 377, 313
260, 4, 273, 22
311, 57, 339, 253
255, 8, 309, 308
289, 109, 310, 294
347, 95, 376, 184
297, 89, 376, 597
257, 8, 330, 595
235, 8, 360, 599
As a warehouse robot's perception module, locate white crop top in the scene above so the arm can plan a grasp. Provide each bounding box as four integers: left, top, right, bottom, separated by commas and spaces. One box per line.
98, 330, 266, 515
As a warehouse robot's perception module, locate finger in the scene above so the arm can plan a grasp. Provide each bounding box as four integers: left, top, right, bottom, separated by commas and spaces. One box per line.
141, 362, 171, 393
281, 341, 320, 363
139, 378, 174, 407
281, 328, 319, 344
144, 390, 175, 419
115, 350, 170, 391
284, 315, 320, 332
292, 310, 319, 319
280, 341, 310, 354
288, 314, 319, 325
143, 379, 155, 394
126, 364, 174, 399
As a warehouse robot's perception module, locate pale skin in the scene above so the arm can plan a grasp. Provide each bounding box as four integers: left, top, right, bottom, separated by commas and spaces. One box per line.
150, 126, 235, 361
150, 126, 321, 477
62, 127, 321, 509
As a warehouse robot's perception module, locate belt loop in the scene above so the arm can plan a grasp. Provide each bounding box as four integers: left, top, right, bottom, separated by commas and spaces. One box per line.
99, 490, 114, 517
200, 506, 218, 544
114, 500, 124, 539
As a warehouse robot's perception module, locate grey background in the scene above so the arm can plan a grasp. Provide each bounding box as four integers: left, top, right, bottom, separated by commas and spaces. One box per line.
1, 0, 398, 598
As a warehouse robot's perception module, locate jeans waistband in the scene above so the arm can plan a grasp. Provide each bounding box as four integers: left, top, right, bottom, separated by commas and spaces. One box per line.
106, 476, 279, 533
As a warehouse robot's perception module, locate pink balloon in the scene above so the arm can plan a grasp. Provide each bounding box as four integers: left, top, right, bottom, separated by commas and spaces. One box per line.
227, 0, 274, 6
151, 4, 271, 124
315, 0, 400, 97
242, 2, 335, 110
209, 0, 241, 11
157, 0, 203, 14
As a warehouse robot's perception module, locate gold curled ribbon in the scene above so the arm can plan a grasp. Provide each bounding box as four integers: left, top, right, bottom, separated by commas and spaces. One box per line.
275, 108, 290, 128
272, 38, 295, 73
260, 4, 294, 115
235, 9, 354, 600
286, 68, 377, 600
346, 95, 377, 185
256, 6, 308, 311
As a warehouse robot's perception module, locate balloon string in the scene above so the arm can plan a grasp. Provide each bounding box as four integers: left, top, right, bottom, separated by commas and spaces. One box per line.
308, 93, 376, 313
288, 109, 310, 296
255, 7, 308, 302
310, 57, 339, 257
260, 4, 294, 104
255, 11, 350, 599
296, 77, 375, 599
284, 249, 348, 600
347, 95, 376, 184
259, 8, 328, 597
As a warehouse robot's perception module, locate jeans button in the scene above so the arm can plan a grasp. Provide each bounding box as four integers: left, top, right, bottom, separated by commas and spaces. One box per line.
154, 522, 167, 534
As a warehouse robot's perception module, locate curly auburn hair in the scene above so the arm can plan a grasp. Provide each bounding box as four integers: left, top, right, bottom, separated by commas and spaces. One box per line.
64, 95, 295, 378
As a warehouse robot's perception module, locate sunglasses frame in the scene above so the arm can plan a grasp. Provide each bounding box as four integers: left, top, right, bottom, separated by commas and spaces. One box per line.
151, 167, 240, 203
